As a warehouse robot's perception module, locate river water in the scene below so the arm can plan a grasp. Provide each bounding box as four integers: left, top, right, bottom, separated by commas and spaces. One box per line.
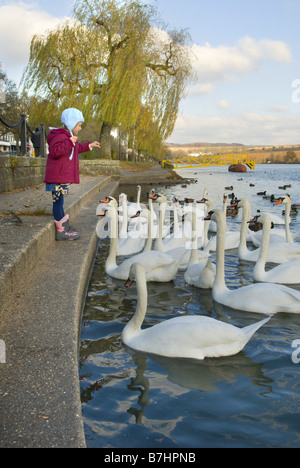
79, 164, 300, 448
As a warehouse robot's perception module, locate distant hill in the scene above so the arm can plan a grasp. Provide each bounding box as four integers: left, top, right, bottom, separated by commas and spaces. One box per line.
165, 142, 245, 148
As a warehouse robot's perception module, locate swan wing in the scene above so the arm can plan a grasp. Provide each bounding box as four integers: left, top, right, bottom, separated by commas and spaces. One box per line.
256, 260, 300, 284
129, 315, 265, 359
214, 282, 300, 314
184, 260, 216, 289
112, 250, 180, 280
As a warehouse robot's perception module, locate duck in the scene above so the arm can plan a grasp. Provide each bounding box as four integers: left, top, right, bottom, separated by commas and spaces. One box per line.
283, 206, 298, 216
257, 191, 266, 196
184, 211, 216, 289
122, 262, 270, 359
205, 209, 300, 314
262, 194, 276, 202
225, 195, 239, 217
97, 205, 186, 281
237, 199, 300, 263
250, 213, 300, 284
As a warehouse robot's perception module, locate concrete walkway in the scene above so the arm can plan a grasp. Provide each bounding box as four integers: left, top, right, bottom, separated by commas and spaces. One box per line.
0, 163, 185, 448
0, 175, 118, 448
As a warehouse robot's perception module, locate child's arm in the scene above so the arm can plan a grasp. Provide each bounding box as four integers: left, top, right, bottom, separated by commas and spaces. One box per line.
78, 141, 92, 154
78, 141, 101, 153
50, 136, 74, 159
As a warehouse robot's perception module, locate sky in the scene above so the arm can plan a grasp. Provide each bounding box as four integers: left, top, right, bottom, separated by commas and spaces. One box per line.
1, 0, 300, 145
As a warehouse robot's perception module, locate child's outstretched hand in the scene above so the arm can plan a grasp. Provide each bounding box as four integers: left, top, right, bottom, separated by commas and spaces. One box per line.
70, 136, 78, 145
90, 141, 101, 149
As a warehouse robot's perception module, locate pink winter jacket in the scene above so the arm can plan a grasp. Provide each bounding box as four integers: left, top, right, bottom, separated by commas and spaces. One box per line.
44, 128, 91, 184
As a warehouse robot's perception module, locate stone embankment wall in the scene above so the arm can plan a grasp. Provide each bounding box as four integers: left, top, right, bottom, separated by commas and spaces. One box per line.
0, 156, 120, 193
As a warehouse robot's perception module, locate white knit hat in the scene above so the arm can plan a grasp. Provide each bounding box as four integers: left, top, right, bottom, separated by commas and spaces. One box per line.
61, 108, 84, 132
61, 108, 84, 160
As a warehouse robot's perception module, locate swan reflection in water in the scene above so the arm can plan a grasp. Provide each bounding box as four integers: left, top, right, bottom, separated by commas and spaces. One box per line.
121, 348, 273, 444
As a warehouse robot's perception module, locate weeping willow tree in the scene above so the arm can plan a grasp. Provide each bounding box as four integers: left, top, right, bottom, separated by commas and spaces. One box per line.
21, 19, 107, 125
22, 0, 193, 158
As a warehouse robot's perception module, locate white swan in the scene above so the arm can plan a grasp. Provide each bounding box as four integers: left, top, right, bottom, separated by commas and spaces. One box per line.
122, 262, 270, 359
237, 199, 300, 263
150, 193, 209, 269
196, 197, 214, 244
119, 185, 143, 218
98, 205, 185, 282
130, 191, 173, 241
98, 196, 145, 256
273, 195, 300, 243
150, 193, 204, 251
184, 211, 216, 289
206, 209, 300, 314
251, 213, 300, 284
203, 195, 240, 252
255, 208, 289, 225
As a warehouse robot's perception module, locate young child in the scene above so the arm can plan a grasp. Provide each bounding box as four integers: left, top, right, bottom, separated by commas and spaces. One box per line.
44, 108, 101, 240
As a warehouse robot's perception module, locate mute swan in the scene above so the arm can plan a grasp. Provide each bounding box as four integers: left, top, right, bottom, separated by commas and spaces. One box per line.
252, 194, 300, 245
255, 208, 288, 225
98, 196, 145, 256
237, 199, 300, 263
251, 213, 300, 284
205, 209, 300, 314
274, 195, 300, 243
119, 185, 143, 218
203, 195, 240, 252
122, 262, 270, 359
150, 193, 204, 251
150, 193, 208, 269
184, 211, 216, 289
98, 206, 185, 282
197, 196, 217, 234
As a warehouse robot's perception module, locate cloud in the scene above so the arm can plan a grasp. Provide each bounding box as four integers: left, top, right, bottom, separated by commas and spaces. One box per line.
187, 83, 214, 96
187, 36, 292, 95
168, 111, 300, 146
0, 1, 70, 85
218, 99, 230, 109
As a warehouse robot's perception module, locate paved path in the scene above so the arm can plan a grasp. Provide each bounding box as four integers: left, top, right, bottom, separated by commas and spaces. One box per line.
0, 164, 187, 448
0, 175, 118, 447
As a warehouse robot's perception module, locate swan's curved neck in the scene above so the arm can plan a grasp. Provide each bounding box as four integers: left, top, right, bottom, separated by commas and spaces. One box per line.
253, 217, 271, 274
136, 187, 141, 206
188, 211, 198, 265
106, 208, 119, 271
143, 207, 153, 252
173, 203, 180, 233
284, 199, 292, 243
238, 200, 251, 255
119, 196, 128, 237
123, 265, 147, 339
214, 211, 227, 292
154, 201, 166, 251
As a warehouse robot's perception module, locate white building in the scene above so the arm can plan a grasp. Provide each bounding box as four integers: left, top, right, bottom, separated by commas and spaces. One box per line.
0, 132, 20, 154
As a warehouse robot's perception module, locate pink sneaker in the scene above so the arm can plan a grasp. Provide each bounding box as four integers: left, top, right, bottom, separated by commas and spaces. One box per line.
54, 215, 80, 241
